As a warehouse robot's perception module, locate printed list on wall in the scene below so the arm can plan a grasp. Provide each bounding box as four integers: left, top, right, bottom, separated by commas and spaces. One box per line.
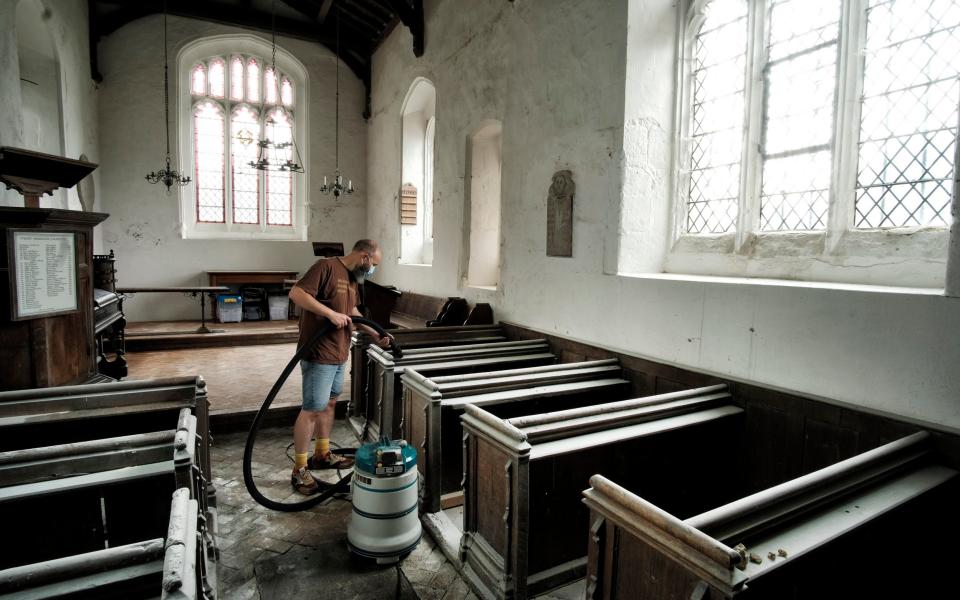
12, 231, 78, 319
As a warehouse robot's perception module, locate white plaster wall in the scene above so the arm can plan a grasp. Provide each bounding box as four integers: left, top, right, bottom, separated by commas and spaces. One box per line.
365, 0, 960, 431
97, 15, 367, 321
19, 48, 62, 158
1, 0, 100, 219
466, 125, 501, 287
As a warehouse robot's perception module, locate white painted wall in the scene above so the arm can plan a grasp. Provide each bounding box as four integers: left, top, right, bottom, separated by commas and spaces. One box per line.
365, 0, 960, 431
1, 0, 100, 220
466, 122, 501, 288
97, 15, 367, 321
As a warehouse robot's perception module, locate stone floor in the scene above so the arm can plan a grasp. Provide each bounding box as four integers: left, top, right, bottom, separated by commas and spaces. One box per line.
213, 424, 478, 600
128, 336, 584, 599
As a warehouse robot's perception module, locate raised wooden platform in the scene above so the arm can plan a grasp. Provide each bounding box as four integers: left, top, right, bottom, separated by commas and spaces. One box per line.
126, 319, 298, 351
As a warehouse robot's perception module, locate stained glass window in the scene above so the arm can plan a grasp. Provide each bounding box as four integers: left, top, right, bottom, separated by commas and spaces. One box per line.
265, 68, 278, 105
230, 57, 244, 101
191, 64, 206, 96
194, 101, 225, 223
189, 52, 298, 230
266, 109, 293, 226
246, 59, 260, 103
208, 59, 225, 99
231, 106, 261, 224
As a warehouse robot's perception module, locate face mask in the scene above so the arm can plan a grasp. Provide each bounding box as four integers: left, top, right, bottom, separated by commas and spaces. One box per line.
354, 258, 375, 281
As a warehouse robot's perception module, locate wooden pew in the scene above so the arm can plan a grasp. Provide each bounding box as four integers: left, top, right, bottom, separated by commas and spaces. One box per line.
581, 431, 959, 599
0, 488, 207, 600
402, 360, 632, 514
0, 411, 215, 599
358, 339, 555, 443
348, 325, 506, 436
390, 292, 467, 329
0, 377, 214, 514
459, 385, 742, 599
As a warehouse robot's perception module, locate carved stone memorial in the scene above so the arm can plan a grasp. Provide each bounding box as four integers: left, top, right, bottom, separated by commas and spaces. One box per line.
546, 169, 574, 257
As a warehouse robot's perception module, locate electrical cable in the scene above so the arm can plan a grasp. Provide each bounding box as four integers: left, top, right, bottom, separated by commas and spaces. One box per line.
242, 316, 401, 512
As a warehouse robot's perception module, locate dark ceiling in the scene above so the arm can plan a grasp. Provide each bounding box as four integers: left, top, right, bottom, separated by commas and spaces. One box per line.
88, 0, 424, 117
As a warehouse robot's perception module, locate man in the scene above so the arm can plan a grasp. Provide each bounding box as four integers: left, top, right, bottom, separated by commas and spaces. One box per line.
287, 239, 391, 494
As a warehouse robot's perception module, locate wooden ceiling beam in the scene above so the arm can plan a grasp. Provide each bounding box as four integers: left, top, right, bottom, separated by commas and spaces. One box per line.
384, 0, 423, 56
318, 0, 335, 23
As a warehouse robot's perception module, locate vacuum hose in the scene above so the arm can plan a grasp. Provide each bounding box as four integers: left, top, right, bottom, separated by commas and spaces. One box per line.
242, 316, 399, 512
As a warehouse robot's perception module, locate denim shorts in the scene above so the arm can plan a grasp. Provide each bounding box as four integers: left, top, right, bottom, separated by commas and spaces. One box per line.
300, 360, 347, 412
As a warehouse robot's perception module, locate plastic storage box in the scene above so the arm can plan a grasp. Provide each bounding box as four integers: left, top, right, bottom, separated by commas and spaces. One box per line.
217, 294, 242, 323
268, 295, 289, 320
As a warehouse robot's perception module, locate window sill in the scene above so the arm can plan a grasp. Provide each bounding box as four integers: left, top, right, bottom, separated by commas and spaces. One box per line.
397, 262, 433, 267
665, 228, 948, 288
615, 271, 944, 297
465, 284, 498, 292
180, 226, 306, 241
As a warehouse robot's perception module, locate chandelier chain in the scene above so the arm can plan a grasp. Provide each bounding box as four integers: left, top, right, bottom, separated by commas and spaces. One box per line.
163, 2, 171, 161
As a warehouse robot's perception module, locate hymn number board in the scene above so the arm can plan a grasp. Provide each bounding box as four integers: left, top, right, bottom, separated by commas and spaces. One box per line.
7, 229, 79, 320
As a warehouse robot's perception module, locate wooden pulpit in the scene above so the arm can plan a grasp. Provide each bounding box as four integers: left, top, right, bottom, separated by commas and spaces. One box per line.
0, 148, 105, 391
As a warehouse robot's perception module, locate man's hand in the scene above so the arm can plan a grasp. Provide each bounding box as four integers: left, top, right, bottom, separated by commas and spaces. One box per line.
327, 312, 352, 328
375, 333, 394, 348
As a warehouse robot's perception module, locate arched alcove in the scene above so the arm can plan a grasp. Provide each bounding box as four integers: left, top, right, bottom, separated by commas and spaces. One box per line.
16, 0, 66, 207
399, 77, 437, 265
464, 120, 502, 288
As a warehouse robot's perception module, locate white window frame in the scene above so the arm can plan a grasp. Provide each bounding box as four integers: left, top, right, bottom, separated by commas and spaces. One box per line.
176, 34, 309, 241
668, 0, 951, 288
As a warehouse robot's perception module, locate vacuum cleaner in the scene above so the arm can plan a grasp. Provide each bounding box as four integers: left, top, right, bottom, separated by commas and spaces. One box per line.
241, 316, 421, 562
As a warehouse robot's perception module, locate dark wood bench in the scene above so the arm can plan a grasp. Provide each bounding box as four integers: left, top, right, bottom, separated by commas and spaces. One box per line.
459, 384, 740, 598
0, 410, 215, 599
348, 325, 507, 439
358, 339, 555, 443
390, 292, 463, 329
0, 487, 208, 599
0, 377, 215, 524
389, 291, 494, 329
581, 431, 959, 599
401, 359, 630, 514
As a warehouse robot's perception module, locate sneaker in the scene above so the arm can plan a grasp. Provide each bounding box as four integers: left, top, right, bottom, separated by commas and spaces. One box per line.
307, 451, 355, 470
291, 466, 319, 495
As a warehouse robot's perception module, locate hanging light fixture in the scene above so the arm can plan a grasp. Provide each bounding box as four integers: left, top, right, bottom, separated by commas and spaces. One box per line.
250, 0, 305, 174
145, 1, 191, 193
320, 2, 354, 197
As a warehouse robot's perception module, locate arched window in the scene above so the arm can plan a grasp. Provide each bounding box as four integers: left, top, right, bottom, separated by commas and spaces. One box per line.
178, 36, 308, 240
399, 78, 437, 265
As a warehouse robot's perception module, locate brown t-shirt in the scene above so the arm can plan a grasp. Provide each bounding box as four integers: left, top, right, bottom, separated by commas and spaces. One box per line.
295, 258, 359, 364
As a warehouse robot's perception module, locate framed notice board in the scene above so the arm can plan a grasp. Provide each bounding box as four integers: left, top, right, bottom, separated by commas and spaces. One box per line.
7, 229, 79, 320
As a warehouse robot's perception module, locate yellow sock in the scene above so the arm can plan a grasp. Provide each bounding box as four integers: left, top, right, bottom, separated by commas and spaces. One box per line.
294, 452, 309, 470
314, 438, 330, 457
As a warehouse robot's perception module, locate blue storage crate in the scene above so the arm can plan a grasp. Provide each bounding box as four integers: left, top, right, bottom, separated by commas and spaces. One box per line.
217, 294, 242, 323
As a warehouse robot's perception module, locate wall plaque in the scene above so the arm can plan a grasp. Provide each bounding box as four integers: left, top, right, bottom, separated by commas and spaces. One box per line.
8, 230, 78, 320
547, 170, 575, 257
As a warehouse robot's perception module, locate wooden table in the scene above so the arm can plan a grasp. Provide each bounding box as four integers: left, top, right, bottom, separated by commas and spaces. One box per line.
117, 286, 229, 333
207, 270, 299, 287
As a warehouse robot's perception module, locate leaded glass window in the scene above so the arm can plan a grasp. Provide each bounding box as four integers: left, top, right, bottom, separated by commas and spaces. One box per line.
686, 0, 747, 234
682, 0, 957, 238
855, 0, 960, 228
189, 52, 297, 229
